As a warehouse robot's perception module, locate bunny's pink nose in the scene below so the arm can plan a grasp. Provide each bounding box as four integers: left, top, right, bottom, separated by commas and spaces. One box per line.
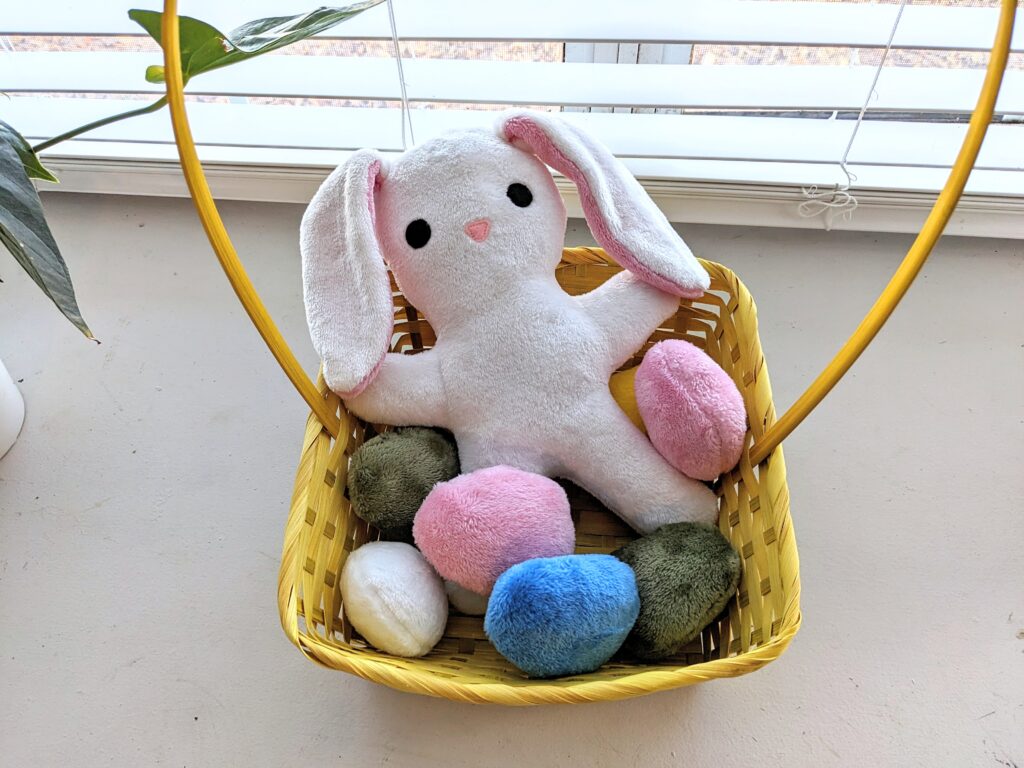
464, 218, 491, 243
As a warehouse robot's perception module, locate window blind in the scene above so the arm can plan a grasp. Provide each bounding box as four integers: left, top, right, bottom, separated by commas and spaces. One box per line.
3, 0, 1021, 235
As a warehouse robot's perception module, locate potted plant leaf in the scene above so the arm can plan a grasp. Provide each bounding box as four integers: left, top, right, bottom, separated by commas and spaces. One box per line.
0, 2, 382, 457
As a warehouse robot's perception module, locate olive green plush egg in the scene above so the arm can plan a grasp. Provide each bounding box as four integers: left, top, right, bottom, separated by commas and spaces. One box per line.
613, 522, 741, 660
348, 428, 459, 541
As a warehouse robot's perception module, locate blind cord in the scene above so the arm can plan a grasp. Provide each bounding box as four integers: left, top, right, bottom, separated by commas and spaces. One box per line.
799, 0, 910, 228
386, 0, 416, 149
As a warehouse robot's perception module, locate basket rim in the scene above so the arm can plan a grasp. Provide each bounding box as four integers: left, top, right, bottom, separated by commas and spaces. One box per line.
284, 567, 801, 705
278, 256, 801, 705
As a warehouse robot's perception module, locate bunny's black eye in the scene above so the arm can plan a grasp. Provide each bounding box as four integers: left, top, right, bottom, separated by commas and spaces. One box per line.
405, 219, 431, 249
507, 183, 533, 208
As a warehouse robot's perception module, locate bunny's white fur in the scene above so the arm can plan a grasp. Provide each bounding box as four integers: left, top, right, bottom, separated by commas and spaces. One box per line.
302, 112, 716, 533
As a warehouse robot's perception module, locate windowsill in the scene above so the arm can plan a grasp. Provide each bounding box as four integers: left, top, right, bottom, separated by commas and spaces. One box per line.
37, 143, 1024, 239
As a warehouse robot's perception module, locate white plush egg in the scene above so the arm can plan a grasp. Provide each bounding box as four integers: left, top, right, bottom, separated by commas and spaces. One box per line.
340, 541, 448, 657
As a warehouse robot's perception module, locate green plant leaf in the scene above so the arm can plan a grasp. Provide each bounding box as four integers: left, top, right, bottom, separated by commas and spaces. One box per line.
144, 65, 166, 84
128, 10, 225, 85
129, 1, 383, 82
0, 120, 58, 183
0, 139, 92, 337
218, 2, 383, 53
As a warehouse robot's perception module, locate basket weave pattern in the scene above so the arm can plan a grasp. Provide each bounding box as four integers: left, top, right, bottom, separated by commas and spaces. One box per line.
278, 247, 800, 705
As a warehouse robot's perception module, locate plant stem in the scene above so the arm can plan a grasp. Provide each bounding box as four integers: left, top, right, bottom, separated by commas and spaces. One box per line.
31, 96, 168, 153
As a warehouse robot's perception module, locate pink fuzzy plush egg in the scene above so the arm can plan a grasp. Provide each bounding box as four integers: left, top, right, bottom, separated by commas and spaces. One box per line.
635, 340, 747, 482
413, 466, 575, 595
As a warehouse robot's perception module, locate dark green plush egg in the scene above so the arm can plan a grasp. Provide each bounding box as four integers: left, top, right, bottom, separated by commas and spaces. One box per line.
613, 522, 741, 660
348, 428, 459, 541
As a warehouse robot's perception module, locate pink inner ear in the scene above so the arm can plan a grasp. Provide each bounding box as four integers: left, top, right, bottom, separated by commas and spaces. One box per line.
503, 116, 698, 298
339, 158, 392, 400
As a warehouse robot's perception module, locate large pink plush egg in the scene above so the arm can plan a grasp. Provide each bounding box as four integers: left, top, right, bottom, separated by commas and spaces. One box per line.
413, 466, 575, 595
635, 340, 747, 482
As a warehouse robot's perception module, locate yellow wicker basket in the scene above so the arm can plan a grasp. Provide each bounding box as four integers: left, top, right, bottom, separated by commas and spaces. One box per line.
278, 249, 798, 704
157, 0, 1015, 705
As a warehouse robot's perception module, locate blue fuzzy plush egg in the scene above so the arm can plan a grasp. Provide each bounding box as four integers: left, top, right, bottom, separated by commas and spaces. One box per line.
484, 554, 640, 678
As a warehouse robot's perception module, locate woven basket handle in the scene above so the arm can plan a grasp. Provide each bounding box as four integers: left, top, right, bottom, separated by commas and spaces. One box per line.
159, 0, 1016, 457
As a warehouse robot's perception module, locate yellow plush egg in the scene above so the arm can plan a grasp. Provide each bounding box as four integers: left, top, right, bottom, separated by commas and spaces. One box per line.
609, 365, 645, 433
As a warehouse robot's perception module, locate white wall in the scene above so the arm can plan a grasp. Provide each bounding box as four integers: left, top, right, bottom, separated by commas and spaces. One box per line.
0, 194, 1021, 766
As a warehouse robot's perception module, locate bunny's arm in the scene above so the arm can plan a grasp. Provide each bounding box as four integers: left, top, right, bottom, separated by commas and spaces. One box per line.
344, 350, 449, 428
576, 271, 680, 372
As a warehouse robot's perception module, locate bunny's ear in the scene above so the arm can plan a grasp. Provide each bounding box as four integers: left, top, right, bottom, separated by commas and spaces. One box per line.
498, 111, 710, 298
301, 150, 392, 398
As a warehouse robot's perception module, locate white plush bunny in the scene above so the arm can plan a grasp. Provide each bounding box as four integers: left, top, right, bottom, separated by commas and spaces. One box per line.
301, 111, 717, 534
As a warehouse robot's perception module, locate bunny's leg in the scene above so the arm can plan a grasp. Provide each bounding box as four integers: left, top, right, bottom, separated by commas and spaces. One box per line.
575, 271, 680, 373
559, 403, 718, 534
345, 351, 449, 428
